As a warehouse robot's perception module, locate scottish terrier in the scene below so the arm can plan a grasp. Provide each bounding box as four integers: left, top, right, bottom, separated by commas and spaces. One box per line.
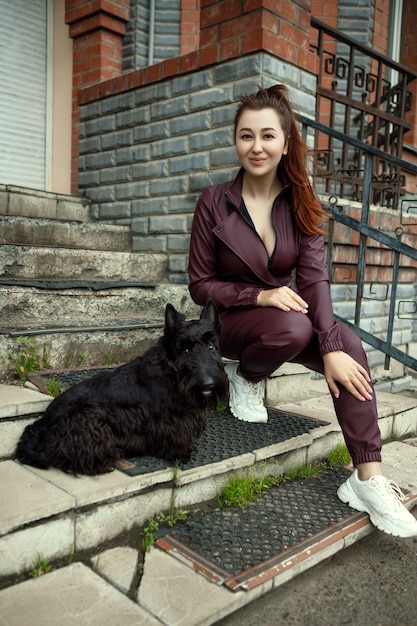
16, 300, 229, 475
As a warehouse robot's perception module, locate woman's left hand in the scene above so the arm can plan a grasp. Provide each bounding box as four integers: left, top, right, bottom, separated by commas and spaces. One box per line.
322, 351, 373, 402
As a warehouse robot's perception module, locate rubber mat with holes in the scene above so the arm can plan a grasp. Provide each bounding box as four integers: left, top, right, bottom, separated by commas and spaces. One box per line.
28, 369, 330, 475
156, 467, 372, 591
116, 408, 330, 475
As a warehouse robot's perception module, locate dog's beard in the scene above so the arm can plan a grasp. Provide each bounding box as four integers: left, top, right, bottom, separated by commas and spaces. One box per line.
179, 377, 228, 410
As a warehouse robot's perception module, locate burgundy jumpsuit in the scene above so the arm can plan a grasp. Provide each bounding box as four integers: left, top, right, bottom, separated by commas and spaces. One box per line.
188, 168, 382, 466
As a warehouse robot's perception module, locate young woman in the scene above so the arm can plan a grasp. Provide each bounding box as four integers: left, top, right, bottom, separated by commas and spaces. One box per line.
188, 84, 417, 538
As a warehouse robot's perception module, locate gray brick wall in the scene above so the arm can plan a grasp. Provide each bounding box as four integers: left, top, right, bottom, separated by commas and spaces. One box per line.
78, 52, 317, 283
123, 0, 181, 71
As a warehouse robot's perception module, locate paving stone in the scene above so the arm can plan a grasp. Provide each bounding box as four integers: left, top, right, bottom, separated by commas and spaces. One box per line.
137, 547, 273, 626
0, 563, 160, 626
92, 546, 138, 594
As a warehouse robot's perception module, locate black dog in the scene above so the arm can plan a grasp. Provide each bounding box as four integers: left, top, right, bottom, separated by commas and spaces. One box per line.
16, 300, 228, 475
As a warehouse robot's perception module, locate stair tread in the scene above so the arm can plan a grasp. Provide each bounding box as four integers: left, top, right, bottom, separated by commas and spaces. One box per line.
0, 278, 156, 290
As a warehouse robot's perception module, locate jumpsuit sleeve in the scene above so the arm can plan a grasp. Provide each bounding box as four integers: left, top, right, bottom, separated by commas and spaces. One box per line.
295, 232, 345, 355
188, 189, 263, 309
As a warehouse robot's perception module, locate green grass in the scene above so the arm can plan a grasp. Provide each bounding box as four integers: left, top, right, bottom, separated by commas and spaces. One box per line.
44, 377, 66, 398
282, 463, 322, 481
327, 443, 352, 468
141, 509, 191, 552
5, 336, 48, 382
28, 556, 53, 578
216, 470, 278, 508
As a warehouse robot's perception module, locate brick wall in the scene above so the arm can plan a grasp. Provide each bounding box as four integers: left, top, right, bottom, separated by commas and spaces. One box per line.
78, 53, 317, 283
65, 0, 131, 192
70, 0, 416, 374
180, 0, 200, 55
123, 0, 181, 71
337, 0, 374, 47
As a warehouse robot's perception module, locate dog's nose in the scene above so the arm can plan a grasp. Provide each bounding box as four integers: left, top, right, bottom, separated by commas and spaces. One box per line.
202, 377, 215, 396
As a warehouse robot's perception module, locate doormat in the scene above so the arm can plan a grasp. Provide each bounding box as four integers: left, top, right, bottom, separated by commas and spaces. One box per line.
156, 467, 371, 591
115, 408, 330, 476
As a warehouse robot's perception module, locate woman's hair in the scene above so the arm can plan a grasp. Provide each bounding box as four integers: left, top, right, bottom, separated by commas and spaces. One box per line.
234, 84, 328, 235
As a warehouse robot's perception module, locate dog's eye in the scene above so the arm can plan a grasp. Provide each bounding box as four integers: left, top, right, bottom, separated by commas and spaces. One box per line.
207, 343, 215, 351
183, 347, 191, 355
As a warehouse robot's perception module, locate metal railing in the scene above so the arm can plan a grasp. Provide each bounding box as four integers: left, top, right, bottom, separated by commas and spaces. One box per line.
298, 113, 417, 372
310, 18, 417, 207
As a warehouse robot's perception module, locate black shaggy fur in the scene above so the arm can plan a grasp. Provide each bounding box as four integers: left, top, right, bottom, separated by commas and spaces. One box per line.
15, 300, 229, 475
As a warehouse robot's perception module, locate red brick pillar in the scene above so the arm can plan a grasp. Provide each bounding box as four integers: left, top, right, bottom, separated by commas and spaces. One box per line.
199, 0, 317, 73
65, 0, 130, 193
180, 0, 200, 55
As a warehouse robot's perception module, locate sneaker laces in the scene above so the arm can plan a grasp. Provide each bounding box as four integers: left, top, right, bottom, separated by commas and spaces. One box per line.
369, 475, 406, 511
242, 378, 265, 406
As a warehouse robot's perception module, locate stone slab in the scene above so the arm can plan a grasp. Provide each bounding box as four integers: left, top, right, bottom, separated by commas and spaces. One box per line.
138, 546, 273, 626
0, 562, 160, 626
0, 461, 74, 535
1, 517, 74, 578
92, 547, 138, 594
28, 464, 174, 507
75, 486, 173, 551
0, 415, 36, 459
0, 384, 52, 418
380, 440, 417, 490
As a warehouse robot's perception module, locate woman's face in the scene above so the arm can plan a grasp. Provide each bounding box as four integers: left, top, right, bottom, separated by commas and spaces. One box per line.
235, 107, 288, 177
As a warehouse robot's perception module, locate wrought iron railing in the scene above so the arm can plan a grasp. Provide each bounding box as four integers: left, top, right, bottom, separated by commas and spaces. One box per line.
298, 113, 417, 373
310, 17, 417, 207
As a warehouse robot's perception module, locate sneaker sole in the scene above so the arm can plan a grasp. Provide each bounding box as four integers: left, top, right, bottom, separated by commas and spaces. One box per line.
337, 481, 417, 538
228, 404, 268, 424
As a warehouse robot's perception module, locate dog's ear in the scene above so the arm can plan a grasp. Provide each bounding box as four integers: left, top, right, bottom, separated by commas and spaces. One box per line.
200, 299, 221, 332
165, 303, 181, 333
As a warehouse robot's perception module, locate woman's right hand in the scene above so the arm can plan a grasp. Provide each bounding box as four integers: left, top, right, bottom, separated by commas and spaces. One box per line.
257, 287, 308, 313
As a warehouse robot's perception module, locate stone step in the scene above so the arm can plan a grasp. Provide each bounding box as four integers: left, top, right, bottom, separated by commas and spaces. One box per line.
0, 215, 131, 251
0, 380, 416, 624
0, 324, 162, 381
0, 283, 195, 328
0, 244, 166, 283
0, 364, 313, 461
0, 285, 199, 377
0, 184, 93, 222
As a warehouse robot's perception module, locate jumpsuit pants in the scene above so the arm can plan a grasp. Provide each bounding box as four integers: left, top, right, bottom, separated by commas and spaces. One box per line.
219, 307, 382, 467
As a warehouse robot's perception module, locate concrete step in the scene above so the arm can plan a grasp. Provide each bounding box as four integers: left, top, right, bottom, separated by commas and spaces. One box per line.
0, 364, 313, 461
0, 184, 93, 222
0, 285, 199, 377
0, 283, 196, 328
0, 215, 131, 251
0, 377, 416, 625
1, 377, 416, 569
0, 244, 166, 283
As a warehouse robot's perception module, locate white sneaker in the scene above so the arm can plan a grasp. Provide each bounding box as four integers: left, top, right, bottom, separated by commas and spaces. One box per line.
224, 362, 268, 423
337, 469, 417, 538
